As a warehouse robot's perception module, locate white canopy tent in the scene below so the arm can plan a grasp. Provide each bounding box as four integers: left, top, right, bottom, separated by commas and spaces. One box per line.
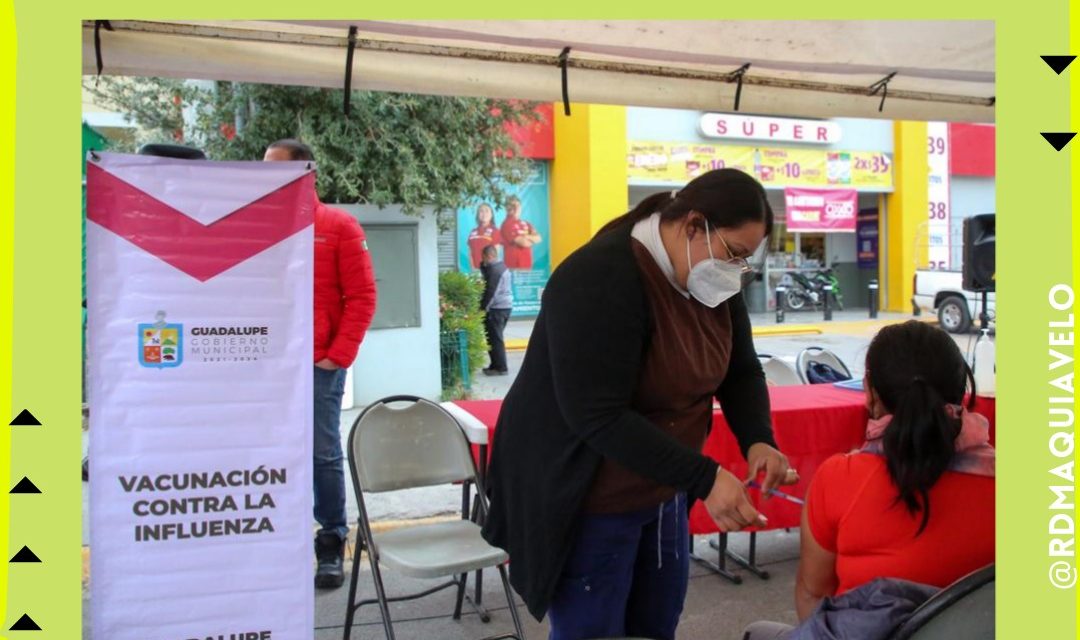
82, 20, 994, 123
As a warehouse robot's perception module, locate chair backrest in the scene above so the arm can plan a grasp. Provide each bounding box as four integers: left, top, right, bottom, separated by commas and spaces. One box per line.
797, 347, 853, 384
759, 356, 803, 387
888, 565, 995, 640
348, 395, 478, 493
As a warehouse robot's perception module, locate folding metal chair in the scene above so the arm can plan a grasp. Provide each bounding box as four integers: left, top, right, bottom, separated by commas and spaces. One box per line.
757, 353, 804, 387
741, 564, 994, 640
343, 395, 526, 640
796, 346, 853, 384
888, 565, 994, 639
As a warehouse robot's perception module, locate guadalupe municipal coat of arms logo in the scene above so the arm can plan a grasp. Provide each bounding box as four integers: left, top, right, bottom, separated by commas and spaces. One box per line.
138, 311, 183, 368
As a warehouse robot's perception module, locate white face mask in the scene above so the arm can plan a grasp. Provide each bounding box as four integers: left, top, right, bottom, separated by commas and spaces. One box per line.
686, 219, 743, 308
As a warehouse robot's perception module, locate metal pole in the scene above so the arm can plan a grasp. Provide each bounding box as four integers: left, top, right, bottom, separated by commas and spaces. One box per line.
823, 284, 834, 321
775, 286, 786, 324
878, 194, 889, 308
869, 279, 879, 319
980, 290, 991, 331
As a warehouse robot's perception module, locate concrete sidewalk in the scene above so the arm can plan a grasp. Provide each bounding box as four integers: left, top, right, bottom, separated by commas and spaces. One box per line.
307, 531, 801, 640
82, 529, 801, 640
505, 310, 930, 350
472, 310, 972, 428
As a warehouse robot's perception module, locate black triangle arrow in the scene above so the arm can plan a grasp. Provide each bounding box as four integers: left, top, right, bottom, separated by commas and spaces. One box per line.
9, 613, 41, 630
10, 477, 41, 494
1042, 132, 1077, 151
1042, 55, 1077, 74
10, 546, 41, 563
9, 410, 41, 426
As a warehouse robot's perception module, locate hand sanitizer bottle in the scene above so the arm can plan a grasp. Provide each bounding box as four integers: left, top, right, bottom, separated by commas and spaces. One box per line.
973, 328, 996, 397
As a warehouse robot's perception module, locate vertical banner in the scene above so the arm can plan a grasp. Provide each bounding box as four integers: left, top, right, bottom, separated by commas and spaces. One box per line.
927, 121, 952, 269
783, 187, 858, 232
458, 160, 551, 317
86, 153, 315, 640
856, 208, 880, 269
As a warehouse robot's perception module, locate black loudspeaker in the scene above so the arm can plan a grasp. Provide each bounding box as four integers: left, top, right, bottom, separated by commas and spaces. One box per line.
962, 214, 995, 292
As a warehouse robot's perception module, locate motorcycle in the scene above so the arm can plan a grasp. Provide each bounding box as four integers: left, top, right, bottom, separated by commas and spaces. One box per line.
780, 269, 844, 312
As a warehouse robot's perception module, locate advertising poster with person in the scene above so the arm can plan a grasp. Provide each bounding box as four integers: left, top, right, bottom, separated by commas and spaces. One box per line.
457, 160, 551, 317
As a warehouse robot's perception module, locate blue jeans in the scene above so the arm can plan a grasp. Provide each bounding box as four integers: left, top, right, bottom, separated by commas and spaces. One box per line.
548, 494, 690, 640
314, 366, 349, 542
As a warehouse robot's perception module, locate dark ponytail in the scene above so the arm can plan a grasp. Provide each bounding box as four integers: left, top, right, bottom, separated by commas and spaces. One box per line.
883, 378, 961, 534
597, 168, 773, 237
865, 321, 976, 535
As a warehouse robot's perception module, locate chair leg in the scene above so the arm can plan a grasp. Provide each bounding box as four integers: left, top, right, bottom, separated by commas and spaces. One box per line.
471, 497, 486, 608
475, 567, 485, 608
453, 572, 467, 620
343, 532, 364, 640
462, 480, 473, 522
452, 480, 474, 619
700, 533, 742, 584
366, 544, 397, 640
723, 532, 770, 581
497, 563, 527, 640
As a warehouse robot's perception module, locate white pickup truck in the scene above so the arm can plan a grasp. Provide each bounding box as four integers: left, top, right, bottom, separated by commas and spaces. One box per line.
912, 270, 996, 334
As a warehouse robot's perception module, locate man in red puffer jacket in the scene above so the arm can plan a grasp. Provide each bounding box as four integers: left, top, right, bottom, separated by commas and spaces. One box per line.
265, 139, 377, 589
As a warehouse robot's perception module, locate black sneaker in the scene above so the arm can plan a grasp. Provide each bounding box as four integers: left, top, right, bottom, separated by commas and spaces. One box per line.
482, 368, 509, 377
314, 532, 345, 589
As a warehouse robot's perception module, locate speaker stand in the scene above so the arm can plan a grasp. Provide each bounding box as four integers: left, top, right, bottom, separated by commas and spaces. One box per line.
979, 290, 991, 333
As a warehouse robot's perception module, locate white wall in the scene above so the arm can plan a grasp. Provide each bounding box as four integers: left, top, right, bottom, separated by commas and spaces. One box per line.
335, 204, 442, 407
951, 177, 996, 218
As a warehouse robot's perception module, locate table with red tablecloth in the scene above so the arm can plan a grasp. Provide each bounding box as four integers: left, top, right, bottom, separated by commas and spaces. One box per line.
692, 387, 994, 534
452, 387, 996, 535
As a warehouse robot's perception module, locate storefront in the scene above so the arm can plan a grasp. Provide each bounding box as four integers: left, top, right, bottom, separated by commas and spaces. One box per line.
507, 107, 991, 318
761, 187, 884, 314
625, 109, 895, 313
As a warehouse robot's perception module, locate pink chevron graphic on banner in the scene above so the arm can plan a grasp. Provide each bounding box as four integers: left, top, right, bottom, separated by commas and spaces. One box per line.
87, 162, 315, 282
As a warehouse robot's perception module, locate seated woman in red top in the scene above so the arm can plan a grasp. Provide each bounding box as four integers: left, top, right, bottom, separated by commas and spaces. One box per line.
467, 203, 502, 269
796, 320, 995, 620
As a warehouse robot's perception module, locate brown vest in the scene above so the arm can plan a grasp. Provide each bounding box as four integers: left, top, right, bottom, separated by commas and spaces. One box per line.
584, 240, 734, 513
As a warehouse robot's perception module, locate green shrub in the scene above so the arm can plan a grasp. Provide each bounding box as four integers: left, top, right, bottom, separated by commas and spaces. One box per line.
439, 271, 488, 399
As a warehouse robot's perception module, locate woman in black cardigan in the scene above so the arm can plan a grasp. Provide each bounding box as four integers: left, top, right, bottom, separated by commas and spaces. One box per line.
481, 169, 796, 640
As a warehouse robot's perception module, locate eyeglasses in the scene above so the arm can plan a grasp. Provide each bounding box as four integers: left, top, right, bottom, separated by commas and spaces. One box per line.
716, 233, 755, 274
